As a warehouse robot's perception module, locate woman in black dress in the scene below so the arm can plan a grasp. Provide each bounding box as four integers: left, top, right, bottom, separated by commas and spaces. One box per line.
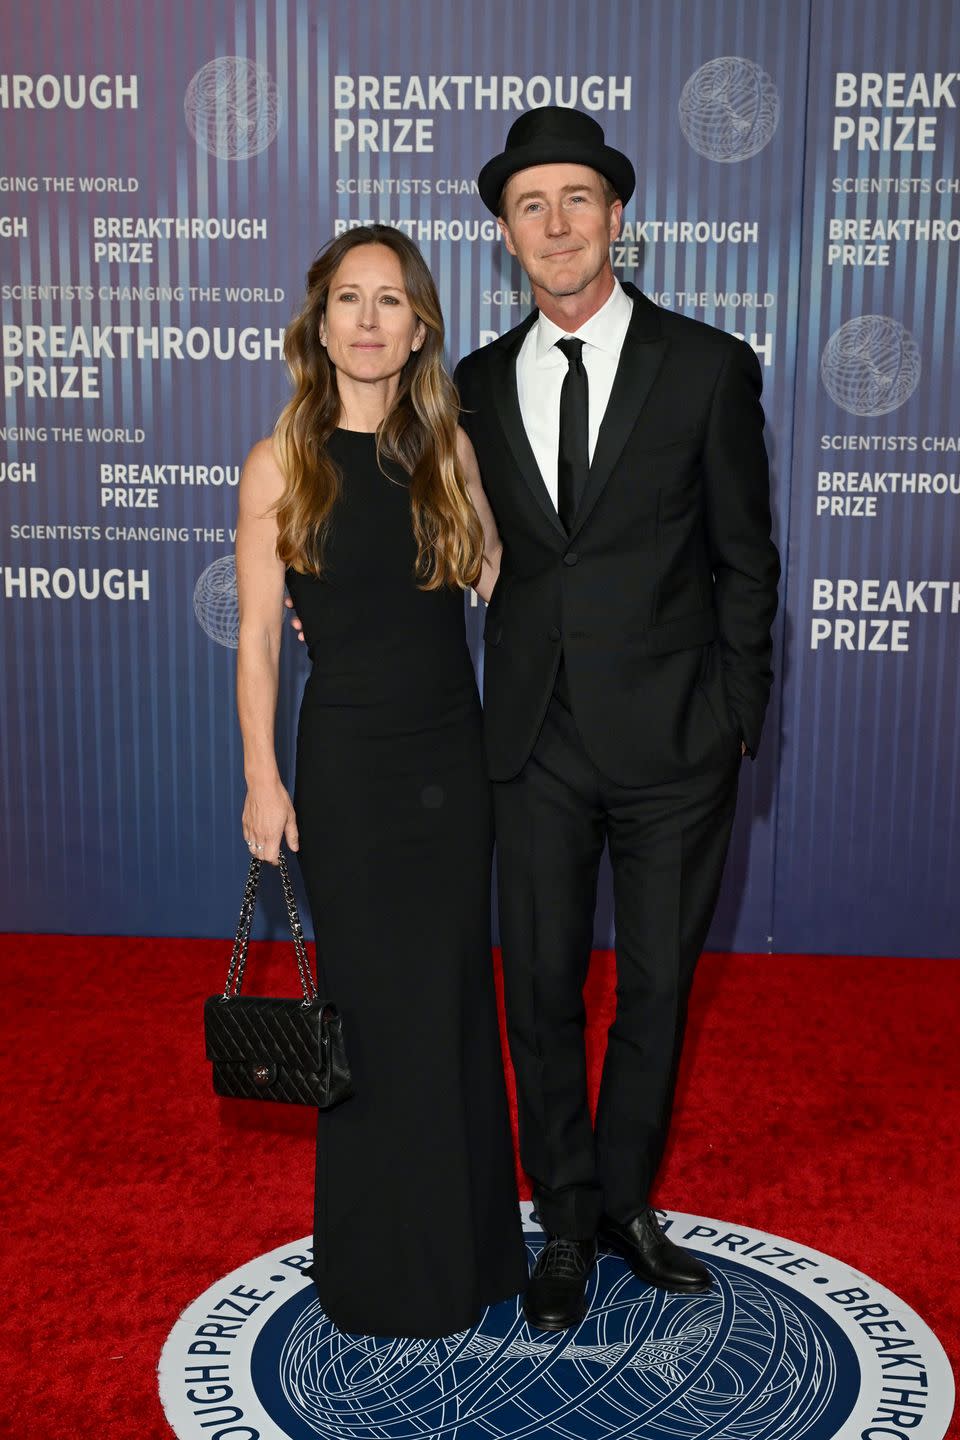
234, 226, 527, 1338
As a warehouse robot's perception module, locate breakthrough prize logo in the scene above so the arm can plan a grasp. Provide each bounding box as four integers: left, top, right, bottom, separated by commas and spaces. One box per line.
820, 315, 922, 416
159, 1207, 954, 1440
679, 57, 780, 162
185, 56, 281, 159
193, 555, 240, 647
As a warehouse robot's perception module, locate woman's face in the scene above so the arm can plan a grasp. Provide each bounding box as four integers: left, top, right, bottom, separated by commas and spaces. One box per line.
319, 243, 426, 384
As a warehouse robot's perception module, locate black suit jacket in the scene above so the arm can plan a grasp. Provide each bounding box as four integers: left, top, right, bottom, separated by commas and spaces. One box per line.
454, 282, 781, 786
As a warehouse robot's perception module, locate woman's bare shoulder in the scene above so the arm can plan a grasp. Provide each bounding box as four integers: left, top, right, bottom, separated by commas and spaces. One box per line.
240, 435, 285, 503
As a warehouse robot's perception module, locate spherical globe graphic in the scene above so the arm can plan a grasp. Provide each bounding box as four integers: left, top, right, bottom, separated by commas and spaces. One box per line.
820, 315, 922, 416
271, 1251, 850, 1440
679, 57, 780, 162
184, 56, 280, 159
193, 555, 240, 647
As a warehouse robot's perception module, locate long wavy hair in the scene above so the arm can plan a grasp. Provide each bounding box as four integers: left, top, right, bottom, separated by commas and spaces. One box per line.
273, 225, 483, 589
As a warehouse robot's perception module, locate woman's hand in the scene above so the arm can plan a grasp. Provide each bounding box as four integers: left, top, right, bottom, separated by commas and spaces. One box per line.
242, 777, 299, 864
456, 426, 502, 604
284, 594, 306, 642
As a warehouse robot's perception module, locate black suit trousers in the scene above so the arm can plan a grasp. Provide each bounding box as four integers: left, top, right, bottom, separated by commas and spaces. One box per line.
494, 670, 741, 1239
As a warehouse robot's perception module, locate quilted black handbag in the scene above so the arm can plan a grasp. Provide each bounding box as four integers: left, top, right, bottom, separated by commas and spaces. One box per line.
203, 851, 353, 1107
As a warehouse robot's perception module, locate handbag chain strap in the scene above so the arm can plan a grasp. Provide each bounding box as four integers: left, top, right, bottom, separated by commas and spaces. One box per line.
222, 852, 318, 1004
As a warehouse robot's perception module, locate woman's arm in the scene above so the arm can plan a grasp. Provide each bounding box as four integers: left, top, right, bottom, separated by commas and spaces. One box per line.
456, 426, 502, 604
236, 437, 299, 864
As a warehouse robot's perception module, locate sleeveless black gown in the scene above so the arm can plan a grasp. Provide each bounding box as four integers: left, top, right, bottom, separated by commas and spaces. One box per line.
285, 428, 528, 1338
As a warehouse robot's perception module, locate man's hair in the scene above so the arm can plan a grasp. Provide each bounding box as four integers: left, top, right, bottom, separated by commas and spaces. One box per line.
497, 169, 619, 221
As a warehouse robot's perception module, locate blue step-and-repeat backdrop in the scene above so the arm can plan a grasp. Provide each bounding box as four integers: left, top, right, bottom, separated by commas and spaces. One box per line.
1, 0, 958, 955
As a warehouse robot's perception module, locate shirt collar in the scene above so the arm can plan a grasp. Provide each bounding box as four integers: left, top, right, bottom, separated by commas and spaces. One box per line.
535, 278, 633, 363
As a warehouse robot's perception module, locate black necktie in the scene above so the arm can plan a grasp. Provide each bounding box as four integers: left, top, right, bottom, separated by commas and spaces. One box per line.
555, 337, 589, 533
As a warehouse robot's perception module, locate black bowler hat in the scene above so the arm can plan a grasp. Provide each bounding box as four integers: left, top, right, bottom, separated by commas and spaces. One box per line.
478, 105, 636, 215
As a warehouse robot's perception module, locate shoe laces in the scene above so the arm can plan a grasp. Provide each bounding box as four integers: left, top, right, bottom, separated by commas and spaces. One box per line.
536, 1237, 591, 1280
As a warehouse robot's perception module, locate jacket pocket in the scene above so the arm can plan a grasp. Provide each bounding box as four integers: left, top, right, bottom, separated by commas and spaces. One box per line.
644, 609, 717, 655
695, 644, 738, 743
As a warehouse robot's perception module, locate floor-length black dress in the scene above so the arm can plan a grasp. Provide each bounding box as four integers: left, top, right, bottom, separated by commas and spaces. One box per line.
285, 427, 528, 1338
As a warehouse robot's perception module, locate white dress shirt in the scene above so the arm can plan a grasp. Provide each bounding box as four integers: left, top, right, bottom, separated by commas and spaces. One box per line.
515, 278, 634, 509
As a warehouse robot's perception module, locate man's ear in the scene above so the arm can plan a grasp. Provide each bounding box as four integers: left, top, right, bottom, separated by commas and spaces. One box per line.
497, 216, 518, 257
608, 199, 623, 245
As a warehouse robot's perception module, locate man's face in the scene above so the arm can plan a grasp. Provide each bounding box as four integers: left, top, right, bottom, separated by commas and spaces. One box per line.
497, 163, 622, 299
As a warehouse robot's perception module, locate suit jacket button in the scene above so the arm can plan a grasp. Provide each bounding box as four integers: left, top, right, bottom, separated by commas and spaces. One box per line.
563, 551, 579, 566
548, 625, 561, 641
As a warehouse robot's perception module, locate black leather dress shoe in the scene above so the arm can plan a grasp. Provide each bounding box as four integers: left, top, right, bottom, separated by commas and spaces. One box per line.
597, 1208, 712, 1293
523, 1236, 598, 1331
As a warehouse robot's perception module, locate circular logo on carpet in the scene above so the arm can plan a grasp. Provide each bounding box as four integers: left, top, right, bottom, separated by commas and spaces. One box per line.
158, 1205, 954, 1439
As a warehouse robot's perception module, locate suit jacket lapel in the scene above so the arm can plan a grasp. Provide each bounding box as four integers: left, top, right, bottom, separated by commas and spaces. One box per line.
568, 288, 667, 543
489, 315, 568, 540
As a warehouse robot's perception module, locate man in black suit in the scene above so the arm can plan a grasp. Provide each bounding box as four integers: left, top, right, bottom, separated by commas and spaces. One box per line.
454, 107, 780, 1331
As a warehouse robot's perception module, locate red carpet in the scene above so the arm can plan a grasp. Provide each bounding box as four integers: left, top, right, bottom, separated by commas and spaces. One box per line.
1, 935, 958, 1438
